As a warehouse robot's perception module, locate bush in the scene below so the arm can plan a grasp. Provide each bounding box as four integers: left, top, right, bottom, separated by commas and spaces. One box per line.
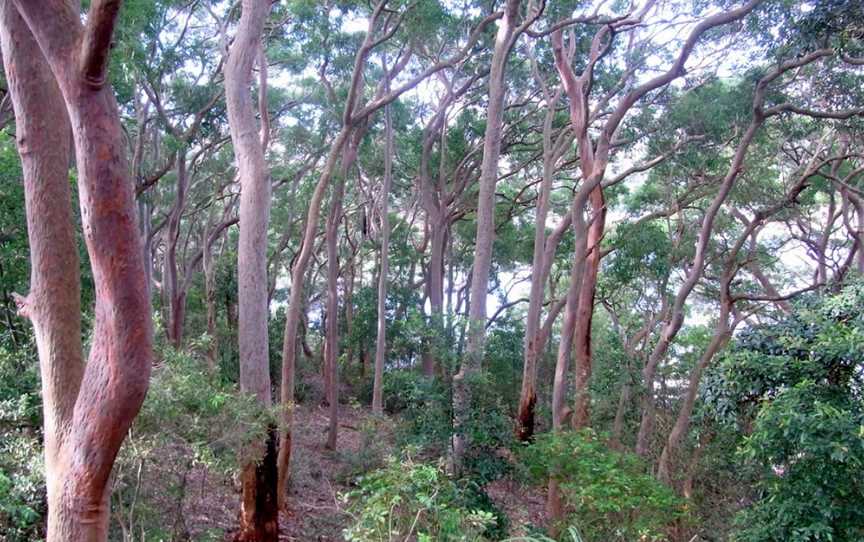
705, 281, 864, 542
342, 452, 507, 541
110, 342, 276, 540
519, 429, 686, 542
0, 344, 44, 541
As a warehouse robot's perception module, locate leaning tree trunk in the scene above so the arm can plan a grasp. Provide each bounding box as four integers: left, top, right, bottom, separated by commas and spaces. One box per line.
223, 1, 277, 540
8, 1, 155, 539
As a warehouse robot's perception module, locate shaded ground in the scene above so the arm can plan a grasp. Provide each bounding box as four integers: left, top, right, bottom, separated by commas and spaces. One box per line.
159, 402, 544, 541
279, 403, 387, 541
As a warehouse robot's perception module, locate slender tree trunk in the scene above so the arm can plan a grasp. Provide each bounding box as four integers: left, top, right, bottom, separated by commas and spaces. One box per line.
203, 231, 220, 371
372, 86, 393, 415
277, 128, 350, 508
166, 151, 187, 348
8, 1, 155, 539
635, 120, 762, 456
516, 81, 565, 441
451, 0, 523, 475
657, 313, 731, 484
325, 171, 348, 450
223, 1, 277, 539
423, 221, 447, 376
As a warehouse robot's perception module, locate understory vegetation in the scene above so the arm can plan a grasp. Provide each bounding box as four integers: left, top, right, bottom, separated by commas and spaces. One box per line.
1, 0, 863, 541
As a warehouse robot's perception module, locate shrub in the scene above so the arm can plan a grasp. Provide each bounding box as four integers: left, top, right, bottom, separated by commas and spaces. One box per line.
342, 452, 507, 541
110, 342, 276, 540
0, 344, 44, 541
519, 429, 686, 541
705, 282, 864, 542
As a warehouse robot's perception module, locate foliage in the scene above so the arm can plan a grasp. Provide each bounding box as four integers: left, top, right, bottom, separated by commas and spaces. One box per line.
342, 452, 506, 542
0, 345, 43, 541
519, 430, 686, 542
110, 341, 277, 540
705, 282, 864, 542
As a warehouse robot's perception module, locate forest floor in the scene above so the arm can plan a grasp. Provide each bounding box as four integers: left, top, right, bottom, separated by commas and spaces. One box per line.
173, 402, 545, 541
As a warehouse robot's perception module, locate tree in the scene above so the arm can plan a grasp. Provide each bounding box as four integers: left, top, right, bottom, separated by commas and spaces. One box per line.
451, 0, 540, 475
223, 0, 277, 539
4, 0, 154, 538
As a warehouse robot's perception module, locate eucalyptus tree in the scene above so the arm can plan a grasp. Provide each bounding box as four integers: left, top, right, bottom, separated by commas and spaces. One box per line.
277, 0, 505, 505
223, 0, 277, 539
451, 0, 544, 476
635, 49, 864, 458
3, 0, 154, 539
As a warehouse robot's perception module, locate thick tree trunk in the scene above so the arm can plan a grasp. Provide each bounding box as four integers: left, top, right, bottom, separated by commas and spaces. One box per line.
0, 4, 82, 537
223, 1, 277, 539
372, 93, 393, 415
571, 187, 605, 429
9, 1, 156, 539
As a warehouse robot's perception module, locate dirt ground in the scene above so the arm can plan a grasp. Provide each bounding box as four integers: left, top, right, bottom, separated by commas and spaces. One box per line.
171, 402, 544, 541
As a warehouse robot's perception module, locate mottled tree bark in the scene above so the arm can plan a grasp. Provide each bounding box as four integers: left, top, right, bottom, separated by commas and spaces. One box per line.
7, 1, 155, 539
223, 1, 277, 540
372, 71, 393, 415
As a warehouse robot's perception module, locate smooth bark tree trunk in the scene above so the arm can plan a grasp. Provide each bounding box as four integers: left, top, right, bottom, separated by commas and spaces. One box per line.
571, 187, 605, 429
451, 0, 525, 475
656, 312, 731, 484
166, 151, 188, 348
223, 1, 277, 540
277, 126, 350, 507
8, 1, 156, 539
516, 79, 565, 442
325, 169, 346, 450
372, 89, 393, 415
203, 229, 220, 371
0, 4, 82, 538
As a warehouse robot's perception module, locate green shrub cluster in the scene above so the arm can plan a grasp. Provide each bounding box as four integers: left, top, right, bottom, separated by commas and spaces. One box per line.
0, 344, 44, 541
342, 452, 507, 542
110, 341, 276, 540
519, 429, 686, 542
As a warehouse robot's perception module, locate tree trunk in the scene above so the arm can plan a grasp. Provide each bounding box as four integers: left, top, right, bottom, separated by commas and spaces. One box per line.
203, 230, 220, 371
223, 1, 277, 539
451, 0, 523, 475
324, 181, 345, 449
166, 151, 188, 348
8, 1, 155, 539
0, 4, 82, 537
657, 315, 731, 484
516, 82, 565, 442
571, 187, 605, 429
372, 84, 393, 415
277, 127, 350, 507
